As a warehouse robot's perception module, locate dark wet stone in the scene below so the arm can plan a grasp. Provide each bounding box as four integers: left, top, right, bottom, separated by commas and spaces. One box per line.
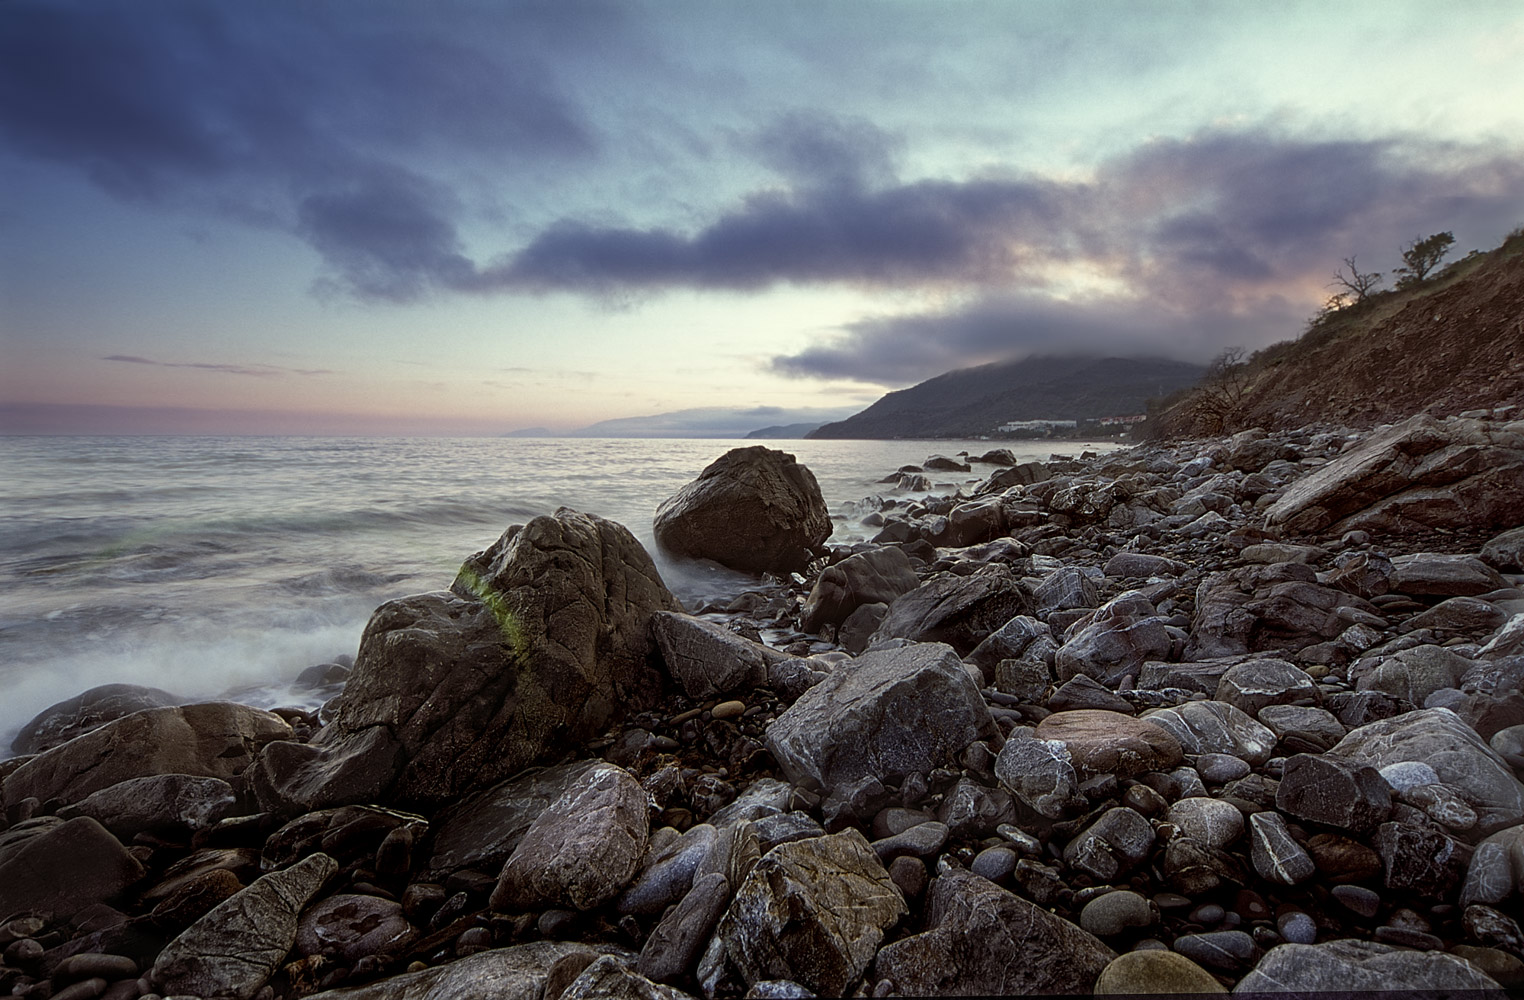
1274, 753, 1391, 835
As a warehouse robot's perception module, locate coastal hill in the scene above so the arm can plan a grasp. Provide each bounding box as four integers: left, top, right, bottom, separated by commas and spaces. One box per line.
807, 355, 1206, 439
1157, 227, 1524, 436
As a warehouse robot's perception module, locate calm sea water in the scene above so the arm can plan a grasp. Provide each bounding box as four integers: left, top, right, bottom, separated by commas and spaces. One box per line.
0, 435, 1122, 748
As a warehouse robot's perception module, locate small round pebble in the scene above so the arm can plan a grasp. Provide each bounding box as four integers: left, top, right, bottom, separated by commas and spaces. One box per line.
711, 700, 745, 720
1277, 910, 1317, 944
1122, 783, 1169, 817
1094, 950, 1227, 994
1174, 930, 1256, 971
1080, 890, 1154, 937
969, 846, 1017, 883
1331, 884, 1381, 919
888, 855, 927, 900
1189, 903, 1225, 926
1195, 754, 1250, 783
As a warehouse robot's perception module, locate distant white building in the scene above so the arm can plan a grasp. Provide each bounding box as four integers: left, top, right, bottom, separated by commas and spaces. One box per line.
1096, 414, 1148, 426
997, 419, 1077, 433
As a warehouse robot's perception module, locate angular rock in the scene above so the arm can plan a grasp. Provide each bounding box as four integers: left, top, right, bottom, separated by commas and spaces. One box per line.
1035, 709, 1184, 779
1236, 939, 1501, 993
559, 955, 694, 1000
1390, 553, 1508, 597
1327, 707, 1524, 835
1034, 567, 1099, 617
650, 612, 783, 700
638, 873, 731, 985
1483, 526, 1524, 573
294, 893, 415, 962
1356, 644, 1472, 706
618, 823, 719, 915
303, 941, 626, 1000
653, 447, 830, 575
423, 760, 601, 877
1274, 753, 1392, 835
1462, 825, 1524, 907
248, 726, 405, 816
799, 547, 919, 633
1048, 674, 1135, 714
709, 830, 905, 997
3, 702, 290, 810
1264, 413, 1524, 536
765, 642, 996, 793
1064, 807, 1155, 881
1256, 705, 1346, 754
1405, 596, 1509, 637
1141, 700, 1277, 767
873, 868, 1115, 995
1166, 797, 1245, 850
967, 615, 1054, 674
55, 773, 236, 839
1187, 563, 1377, 660
0, 816, 145, 920
10, 683, 178, 756
1103, 551, 1186, 579
1248, 811, 1316, 885
491, 762, 648, 912
1325, 551, 1395, 600
153, 852, 337, 1000
869, 565, 1030, 655
301, 510, 679, 809
1214, 658, 1319, 717
1054, 592, 1174, 687
994, 734, 1082, 819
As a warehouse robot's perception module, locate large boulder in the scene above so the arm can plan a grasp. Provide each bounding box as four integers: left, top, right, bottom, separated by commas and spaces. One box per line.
869, 564, 1030, 655
1264, 413, 1524, 536
653, 447, 830, 575
1055, 592, 1174, 686
55, 773, 237, 839
1326, 707, 1524, 836
490, 762, 649, 912
1186, 563, 1379, 660
302, 941, 622, 1000
800, 547, 920, 633
873, 868, 1115, 995
268, 509, 679, 810
10, 683, 179, 755
765, 642, 997, 794
704, 830, 906, 997
425, 760, 603, 878
1235, 939, 1500, 993
3, 702, 290, 810
0, 816, 145, 920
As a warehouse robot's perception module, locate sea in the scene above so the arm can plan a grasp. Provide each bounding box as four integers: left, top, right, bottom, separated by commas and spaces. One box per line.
0, 435, 1125, 750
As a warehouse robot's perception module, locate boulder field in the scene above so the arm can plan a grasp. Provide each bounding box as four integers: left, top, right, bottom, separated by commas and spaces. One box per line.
2, 416, 1524, 998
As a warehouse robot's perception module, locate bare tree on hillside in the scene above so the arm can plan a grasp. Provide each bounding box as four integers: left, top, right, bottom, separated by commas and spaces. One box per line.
1329, 256, 1384, 306
1188, 346, 1252, 434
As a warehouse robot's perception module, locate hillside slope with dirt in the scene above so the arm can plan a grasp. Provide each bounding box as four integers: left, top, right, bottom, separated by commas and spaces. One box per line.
1158, 232, 1524, 436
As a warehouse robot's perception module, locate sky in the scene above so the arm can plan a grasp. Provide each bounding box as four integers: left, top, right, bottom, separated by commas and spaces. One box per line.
3, 1, 1524, 435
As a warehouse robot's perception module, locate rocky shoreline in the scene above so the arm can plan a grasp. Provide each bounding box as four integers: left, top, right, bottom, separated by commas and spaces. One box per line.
3, 411, 1524, 999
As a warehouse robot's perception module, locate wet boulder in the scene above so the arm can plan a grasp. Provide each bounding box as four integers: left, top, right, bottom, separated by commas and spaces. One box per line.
490, 762, 649, 912
653, 447, 830, 575
1186, 563, 1379, 660
704, 830, 905, 997
1236, 939, 1501, 993
766, 642, 997, 794
425, 759, 603, 878
1327, 707, 1524, 835
873, 868, 1115, 995
267, 509, 679, 810
301, 941, 624, 1000
55, 773, 237, 839
650, 612, 785, 700
1035, 709, 1184, 779
799, 546, 920, 633
0, 816, 145, 921
1054, 592, 1174, 687
10, 683, 179, 755
3, 702, 290, 810
869, 564, 1030, 655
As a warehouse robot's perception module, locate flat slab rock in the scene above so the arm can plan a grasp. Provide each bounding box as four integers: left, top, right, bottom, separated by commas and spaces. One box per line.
873, 868, 1116, 995
306, 941, 631, 1000
1235, 939, 1501, 993
765, 641, 996, 793
1327, 707, 1524, 836
1034, 709, 1184, 779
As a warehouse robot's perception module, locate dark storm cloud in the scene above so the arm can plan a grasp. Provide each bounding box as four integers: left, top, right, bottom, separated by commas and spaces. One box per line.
480, 177, 1068, 292
103, 355, 332, 377
765, 131, 1524, 383
0, 0, 600, 297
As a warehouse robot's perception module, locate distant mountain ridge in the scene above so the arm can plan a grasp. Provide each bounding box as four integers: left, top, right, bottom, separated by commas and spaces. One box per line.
808, 355, 1206, 439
